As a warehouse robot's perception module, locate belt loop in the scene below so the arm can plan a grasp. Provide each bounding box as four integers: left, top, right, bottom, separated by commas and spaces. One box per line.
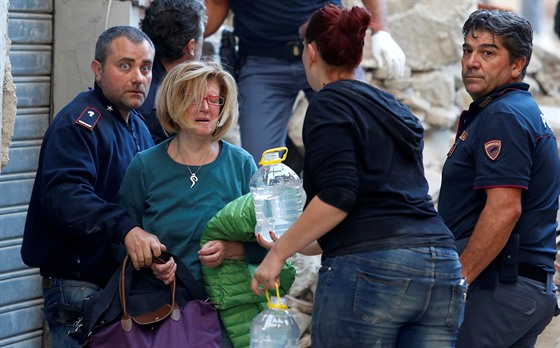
546, 273, 553, 293
429, 246, 436, 259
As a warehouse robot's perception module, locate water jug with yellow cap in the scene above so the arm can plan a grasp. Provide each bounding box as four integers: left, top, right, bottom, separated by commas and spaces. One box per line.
249, 147, 304, 242
249, 283, 300, 347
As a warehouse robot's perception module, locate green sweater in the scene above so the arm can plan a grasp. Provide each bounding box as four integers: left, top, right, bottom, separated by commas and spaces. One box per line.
201, 193, 296, 348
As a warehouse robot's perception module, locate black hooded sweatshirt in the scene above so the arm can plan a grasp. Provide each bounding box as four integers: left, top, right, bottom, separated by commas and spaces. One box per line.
302, 79, 455, 259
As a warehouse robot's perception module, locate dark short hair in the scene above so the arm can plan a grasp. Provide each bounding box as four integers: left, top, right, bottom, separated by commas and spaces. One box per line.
463, 9, 533, 78
300, 4, 370, 72
95, 26, 154, 64
140, 0, 207, 63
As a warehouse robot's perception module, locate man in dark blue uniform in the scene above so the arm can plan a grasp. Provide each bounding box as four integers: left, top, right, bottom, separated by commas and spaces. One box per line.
439, 10, 560, 347
21, 26, 165, 348
138, 0, 207, 144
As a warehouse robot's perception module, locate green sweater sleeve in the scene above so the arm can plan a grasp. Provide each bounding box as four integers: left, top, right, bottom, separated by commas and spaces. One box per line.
201, 193, 297, 348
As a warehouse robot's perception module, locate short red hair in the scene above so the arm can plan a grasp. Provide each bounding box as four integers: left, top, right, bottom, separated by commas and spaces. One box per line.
300, 4, 371, 71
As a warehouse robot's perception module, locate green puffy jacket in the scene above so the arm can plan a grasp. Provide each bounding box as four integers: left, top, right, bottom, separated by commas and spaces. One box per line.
201, 193, 296, 348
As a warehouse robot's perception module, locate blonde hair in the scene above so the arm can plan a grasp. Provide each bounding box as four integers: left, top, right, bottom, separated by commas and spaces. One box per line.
156, 60, 238, 140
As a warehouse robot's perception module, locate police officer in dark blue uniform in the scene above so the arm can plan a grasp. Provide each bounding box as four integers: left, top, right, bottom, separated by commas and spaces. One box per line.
439, 10, 560, 347
21, 26, 166, 348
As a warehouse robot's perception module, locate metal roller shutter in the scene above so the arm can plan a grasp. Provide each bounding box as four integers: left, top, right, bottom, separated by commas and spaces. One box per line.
0, 0, 53, 347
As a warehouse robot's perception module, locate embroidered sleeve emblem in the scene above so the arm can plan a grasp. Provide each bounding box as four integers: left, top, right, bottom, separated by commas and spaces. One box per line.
484, 140, 502, 161
75, 107, 102, 131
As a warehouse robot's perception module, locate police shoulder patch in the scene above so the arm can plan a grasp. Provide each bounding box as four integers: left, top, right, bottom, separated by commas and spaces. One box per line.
484, 140, 502, 161
75, 107, 102, 131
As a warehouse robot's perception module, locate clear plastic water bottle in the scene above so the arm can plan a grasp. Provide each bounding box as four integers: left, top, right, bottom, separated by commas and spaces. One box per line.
250, 147, 303, 242
250, 288, 300, 348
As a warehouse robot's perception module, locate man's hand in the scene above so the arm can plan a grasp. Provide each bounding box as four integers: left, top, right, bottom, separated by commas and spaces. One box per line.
371, 30, 406, 79
124, 226, 166, 270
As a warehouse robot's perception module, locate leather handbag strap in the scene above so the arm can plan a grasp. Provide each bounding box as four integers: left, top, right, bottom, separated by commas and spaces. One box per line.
80, 251, 208, 339
118, 254, 179, 331
119, 255, 177, 325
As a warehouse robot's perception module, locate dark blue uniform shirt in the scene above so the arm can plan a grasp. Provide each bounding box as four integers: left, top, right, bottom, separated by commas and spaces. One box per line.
21, 83, 155, 286
231, 0, 341, 50
439, 83, 559, 271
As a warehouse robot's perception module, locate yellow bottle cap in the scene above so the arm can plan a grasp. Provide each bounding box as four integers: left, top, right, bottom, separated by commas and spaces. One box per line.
258, 147, 288, 166
265, 282, 288, 310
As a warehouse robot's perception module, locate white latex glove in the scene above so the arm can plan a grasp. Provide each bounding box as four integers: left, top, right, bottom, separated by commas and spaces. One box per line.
371, 30, 406, 80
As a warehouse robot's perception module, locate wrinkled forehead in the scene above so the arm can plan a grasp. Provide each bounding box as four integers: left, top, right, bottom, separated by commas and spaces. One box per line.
106, 36, 154, 60
463, 29, 501, 47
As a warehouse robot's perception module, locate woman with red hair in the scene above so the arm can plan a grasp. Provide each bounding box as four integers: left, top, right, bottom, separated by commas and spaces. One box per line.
251, 5, 465, 347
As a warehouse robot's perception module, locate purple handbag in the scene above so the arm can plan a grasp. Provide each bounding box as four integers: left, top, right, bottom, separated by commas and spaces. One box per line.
88, 254, 221, 348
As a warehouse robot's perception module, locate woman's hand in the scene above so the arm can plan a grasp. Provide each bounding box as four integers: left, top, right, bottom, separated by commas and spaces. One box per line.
199, 240, 246, 268
255, 231, 278, 250
250, 250, 286, 295
199, 240, 227, 268
257, 231, 321, 255
151, 256, 176, 285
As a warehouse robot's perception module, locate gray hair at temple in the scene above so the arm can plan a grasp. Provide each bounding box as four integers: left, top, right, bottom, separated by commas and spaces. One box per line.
463, 9, 533, 79
95, 26, 154, 65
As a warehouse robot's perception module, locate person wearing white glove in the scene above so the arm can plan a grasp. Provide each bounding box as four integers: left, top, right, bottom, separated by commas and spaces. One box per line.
362, 0, 406, 79
371, 30, 406, 79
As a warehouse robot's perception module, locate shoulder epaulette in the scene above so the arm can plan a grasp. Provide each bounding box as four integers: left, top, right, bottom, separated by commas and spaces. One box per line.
75, 106, 102, 131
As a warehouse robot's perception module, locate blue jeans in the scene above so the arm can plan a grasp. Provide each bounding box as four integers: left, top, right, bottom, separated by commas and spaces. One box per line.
311, 247, 465, 347
457, 273, 558, 348
42, 278, 101, 348
237, 56, 315, 164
